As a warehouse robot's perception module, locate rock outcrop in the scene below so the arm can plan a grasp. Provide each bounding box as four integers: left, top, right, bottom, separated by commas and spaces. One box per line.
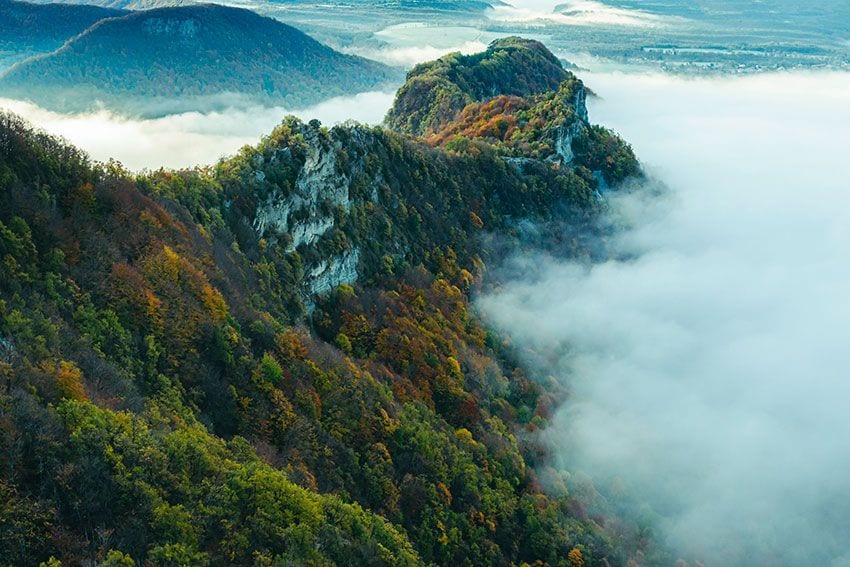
306, 247, 360, 297
253, 127, 353, 251
252, 124, 380, 301
242, 37, 637, 304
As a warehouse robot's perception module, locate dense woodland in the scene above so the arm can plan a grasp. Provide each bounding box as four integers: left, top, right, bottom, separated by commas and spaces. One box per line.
0, 3, 398, 115
0, 0, 123, 53
0, 0, 124, 69
386, 37, 572, 137
0, 38, 653, 566
387, 38, 640, 184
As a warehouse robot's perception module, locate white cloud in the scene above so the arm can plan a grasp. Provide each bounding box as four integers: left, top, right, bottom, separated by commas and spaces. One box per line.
357, 23, 499, 67
477, 71, 850, 565
0, 90, 397, 171
490, 0, 684, 28
354, 41, 490, 68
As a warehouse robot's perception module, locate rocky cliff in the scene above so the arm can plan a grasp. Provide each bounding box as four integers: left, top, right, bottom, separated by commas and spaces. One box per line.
0, 37, 647, 566
223, 39, 638, 311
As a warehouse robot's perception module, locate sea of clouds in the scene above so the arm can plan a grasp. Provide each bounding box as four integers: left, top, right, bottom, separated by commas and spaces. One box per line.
489, 0, 683, 27
358, 23, 497, 67
477, 70, 850, 565
0, 90, 396, 171
4, 2, 849, 563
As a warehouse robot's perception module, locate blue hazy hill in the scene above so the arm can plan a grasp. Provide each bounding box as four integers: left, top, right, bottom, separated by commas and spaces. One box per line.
0, 3, 400, 115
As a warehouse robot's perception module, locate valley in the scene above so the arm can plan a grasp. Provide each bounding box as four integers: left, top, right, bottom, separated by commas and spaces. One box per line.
1, 2, 848, 566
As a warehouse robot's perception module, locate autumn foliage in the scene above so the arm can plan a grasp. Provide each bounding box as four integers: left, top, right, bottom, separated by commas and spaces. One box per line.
0, 34, 647, 566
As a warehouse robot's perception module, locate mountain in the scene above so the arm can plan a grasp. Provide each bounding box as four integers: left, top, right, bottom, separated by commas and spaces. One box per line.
50, 0, 196, 8
0, 4, 399, 116
388, 37, 641, 185
0, 0, 125, 69
387, 37, 573, 137
349, 0, 498, 10
0, 38, 647, 565
25, 0, 500, 11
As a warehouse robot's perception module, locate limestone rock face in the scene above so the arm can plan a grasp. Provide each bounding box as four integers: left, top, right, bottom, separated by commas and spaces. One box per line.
552, 84, 589, 164
251, 124, 380, 300
306, 247, 360, 297
285, 128, 351, 251
554, 121, 586, 164
573, 85, 589, 123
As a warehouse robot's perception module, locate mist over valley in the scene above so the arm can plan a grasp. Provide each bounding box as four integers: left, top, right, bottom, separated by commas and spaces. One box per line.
0, 1, 847, 565
478, 69, 850, 565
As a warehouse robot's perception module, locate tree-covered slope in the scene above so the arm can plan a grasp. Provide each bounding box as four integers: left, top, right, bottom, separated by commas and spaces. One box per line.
388, 37, 640, 186
0, 4, 399, 115
363, 0, 497, 10
386, 37, 573, 137
0, 37, 648, 566
25, 0, 498, 10
0, 0, 125, 69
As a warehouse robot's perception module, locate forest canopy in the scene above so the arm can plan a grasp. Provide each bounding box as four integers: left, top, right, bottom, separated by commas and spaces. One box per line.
0, 34, 646, 566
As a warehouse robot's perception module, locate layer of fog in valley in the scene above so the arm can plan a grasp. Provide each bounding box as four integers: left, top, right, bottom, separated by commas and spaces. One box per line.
489, 0, 684, 27
0, 90, 396, 171
478, 71, 850, 565
358, 23, 499, 67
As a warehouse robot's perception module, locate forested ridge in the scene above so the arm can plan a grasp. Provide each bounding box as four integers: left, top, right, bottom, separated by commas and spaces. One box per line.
387, 37, 572, 137
0, 0, 125, 69
0, 3, 398, 116
0, 0, 123, 50
0, 38, 651, 566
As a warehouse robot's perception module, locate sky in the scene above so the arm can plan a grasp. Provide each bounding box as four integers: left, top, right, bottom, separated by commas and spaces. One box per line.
477, 70, 850, 565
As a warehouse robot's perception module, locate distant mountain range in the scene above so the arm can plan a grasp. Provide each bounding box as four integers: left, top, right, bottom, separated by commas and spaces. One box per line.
0, 0, 125, 68
23, 0, 501, 10
335, 0, 499, 9
0, 2, 400, 115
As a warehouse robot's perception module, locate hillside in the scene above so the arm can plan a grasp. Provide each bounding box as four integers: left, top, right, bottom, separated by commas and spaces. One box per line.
0, 4, 399, 115
388, 37, 641, 185
386, 37, 573, 137
0, 0, 124, 69
0, 38, 646, 565
360, 0, 496, 10
25, 0, 498, 10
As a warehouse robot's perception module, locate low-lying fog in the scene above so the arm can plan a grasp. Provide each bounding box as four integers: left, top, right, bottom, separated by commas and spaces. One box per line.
359, 23, 497, 67
5, 2, 849, 562
489, 0, 683, 27
0, 90, 396, 171
478, 70, 850, 565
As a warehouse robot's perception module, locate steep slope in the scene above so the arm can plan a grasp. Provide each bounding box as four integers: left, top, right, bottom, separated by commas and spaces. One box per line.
0, 4, 399, 115
0, 0, 124, 69
26, 0, 498, 10
387, 37, 640, 186
386, 37, 572, 137
0, 38, 648, 566
51, 0, 195, 8
360, 0, 497, 9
